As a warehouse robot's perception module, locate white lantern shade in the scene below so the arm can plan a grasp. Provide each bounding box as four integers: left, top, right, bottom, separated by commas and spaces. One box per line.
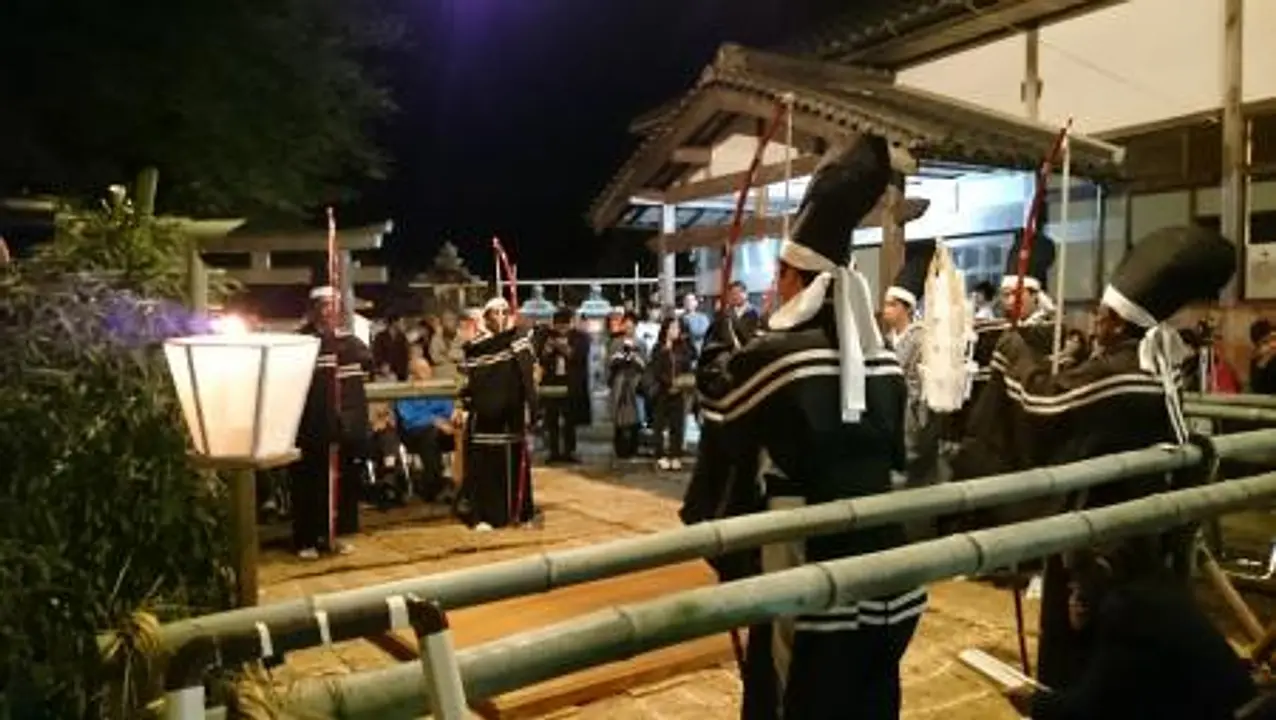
164, 333, 320, 459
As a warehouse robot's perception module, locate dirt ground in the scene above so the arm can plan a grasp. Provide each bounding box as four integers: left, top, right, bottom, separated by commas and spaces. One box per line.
258, 456, 1269, 720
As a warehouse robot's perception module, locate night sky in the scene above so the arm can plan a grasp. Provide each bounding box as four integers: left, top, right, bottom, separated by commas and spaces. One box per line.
375, 0, 849, 280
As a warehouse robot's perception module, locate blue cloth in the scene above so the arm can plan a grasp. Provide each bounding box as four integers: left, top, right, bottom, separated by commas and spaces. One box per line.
396, 398, 455, 431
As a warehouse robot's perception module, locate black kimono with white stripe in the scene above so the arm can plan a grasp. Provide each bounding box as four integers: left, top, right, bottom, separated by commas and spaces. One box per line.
460, 328, 538, 528
695, 306, 923, 720
942, 315, 1055, 446
954, 331, 1178, 691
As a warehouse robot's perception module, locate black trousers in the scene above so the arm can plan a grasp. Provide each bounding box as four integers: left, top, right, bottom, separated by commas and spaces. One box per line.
652, 391, 687, 458
290, 443, 363, 551
402, 424, 455, 502
765, 617, 919, 720
542, 398, 577, 459
613, 425, 640, 458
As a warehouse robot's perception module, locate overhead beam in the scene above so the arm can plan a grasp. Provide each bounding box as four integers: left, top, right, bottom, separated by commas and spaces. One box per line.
659, 154, 822, 205
198, 221, 393, 253
647, 196, 931, 253
670, 146, 713, 165
222, 265, 388, 286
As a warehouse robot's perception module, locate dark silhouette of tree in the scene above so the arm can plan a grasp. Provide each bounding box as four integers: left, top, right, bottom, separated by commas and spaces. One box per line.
0, 0, 402, 217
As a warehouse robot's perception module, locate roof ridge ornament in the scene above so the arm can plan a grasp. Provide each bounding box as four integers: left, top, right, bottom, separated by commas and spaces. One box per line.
714, 42, 748, 74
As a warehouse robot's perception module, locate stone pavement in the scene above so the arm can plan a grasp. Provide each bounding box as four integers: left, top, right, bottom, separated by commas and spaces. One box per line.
258, 460, 1036, 719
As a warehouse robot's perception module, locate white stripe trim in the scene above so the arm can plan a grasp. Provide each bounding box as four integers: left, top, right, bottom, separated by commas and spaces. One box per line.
858, 587, 927, 612
701, 361, 901, 424
701, 348, 840, 410
859, 602, 927, 626
794, 619, 861, 632
990, 354, 1167, 415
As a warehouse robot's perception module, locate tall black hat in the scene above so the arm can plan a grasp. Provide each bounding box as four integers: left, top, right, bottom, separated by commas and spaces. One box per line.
885, 239, 938, 308
778, 135, 892, 272
1102, 225, 1235, 326
1001, 229, 1056, 293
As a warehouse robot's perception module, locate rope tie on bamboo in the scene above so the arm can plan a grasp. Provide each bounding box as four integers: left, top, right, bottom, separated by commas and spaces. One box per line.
228, 663, 281, 720
103, 609, 163, 667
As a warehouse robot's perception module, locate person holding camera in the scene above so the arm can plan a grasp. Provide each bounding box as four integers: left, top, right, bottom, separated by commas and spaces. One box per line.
649, 315, 696, 471
539, 307, 586, 462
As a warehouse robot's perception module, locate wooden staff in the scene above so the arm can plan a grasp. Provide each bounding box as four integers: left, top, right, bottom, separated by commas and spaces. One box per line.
719, 101, 789, 301
326, 207, 341, 547
1006, 120, 1071, 678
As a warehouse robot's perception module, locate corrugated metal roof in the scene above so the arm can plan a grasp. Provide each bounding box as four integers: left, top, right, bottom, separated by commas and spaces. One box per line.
589, 44, 1124, 233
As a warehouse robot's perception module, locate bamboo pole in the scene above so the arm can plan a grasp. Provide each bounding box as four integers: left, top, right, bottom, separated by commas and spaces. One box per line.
148, 430, 1276, 667
1184, 402, 1276, 425
1185, 393, 1276, 410
279, 470, 1276, 718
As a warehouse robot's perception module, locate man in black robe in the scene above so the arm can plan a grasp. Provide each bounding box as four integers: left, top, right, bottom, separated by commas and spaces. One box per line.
688, 136, 919, 720
956, 225, 1235, 690
943, 229, 1058, 464
1004, 542, 1255, 719
459, 297, 538, 531
292, 285, 373, 559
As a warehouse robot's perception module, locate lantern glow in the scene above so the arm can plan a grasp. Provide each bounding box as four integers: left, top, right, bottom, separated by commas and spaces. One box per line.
164, 333, 319, 459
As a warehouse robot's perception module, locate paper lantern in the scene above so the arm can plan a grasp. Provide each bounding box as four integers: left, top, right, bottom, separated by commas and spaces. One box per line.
164, 333, 319, 459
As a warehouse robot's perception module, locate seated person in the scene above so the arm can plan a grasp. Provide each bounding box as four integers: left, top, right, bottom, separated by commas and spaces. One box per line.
395, 356, 457, 502
1005, 541, 1255, 720
367, 402, 410, 508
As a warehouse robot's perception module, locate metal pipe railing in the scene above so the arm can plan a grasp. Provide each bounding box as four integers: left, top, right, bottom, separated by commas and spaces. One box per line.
277, 469, 1276, 718
142, 430, 1276, 673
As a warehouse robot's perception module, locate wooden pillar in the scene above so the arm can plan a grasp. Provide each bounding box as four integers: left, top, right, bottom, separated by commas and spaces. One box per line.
1093, 184, 1108, 295
879, 174, 907, 303
659, 204, 677, 309
1022, 26, 1042, 121
1220, 0, 1247, 305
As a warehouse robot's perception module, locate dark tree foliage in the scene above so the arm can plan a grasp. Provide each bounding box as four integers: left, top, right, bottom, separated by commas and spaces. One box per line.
0, 0, 400, 217
0, 188, 237, 718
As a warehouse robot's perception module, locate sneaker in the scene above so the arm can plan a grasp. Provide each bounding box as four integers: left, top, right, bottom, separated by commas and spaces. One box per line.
335, 541, 354, 556
670, 458, 683, 471
474, 522, 493, 533
656, 457, 671, 471
297, 548, 320, 561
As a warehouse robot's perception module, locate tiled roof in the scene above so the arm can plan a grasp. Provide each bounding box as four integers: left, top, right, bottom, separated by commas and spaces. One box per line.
795, 0, 1126, 69
588, 44, 1124, 233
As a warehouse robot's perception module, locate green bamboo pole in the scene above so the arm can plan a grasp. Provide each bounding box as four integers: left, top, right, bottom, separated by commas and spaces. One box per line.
280, 469, 1276, 718
1183, 401, 1276, 425
148, 429, 1276, 668
364, 379, 459, 401
1185, 392, 1276, 410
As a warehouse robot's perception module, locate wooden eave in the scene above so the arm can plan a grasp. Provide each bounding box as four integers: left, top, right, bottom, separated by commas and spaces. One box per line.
799, 0, 1127, 70
646, 196, 931, 253
203, 220, 394, 253
588, 44, 1124, 233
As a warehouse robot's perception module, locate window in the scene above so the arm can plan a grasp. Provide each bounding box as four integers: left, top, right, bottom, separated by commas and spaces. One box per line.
944, 233, 1014, 288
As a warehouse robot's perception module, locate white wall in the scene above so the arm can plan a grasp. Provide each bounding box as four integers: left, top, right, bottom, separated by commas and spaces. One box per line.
898, 0, 1276, 134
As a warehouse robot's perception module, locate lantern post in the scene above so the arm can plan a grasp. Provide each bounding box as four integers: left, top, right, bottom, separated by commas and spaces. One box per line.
163, 332, 319, 607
